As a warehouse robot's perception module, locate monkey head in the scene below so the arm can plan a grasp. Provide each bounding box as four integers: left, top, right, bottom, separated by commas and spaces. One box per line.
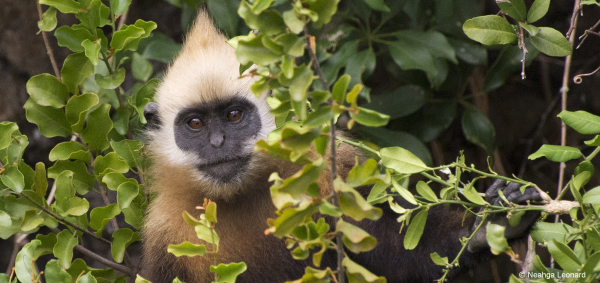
144, 12, 275, 199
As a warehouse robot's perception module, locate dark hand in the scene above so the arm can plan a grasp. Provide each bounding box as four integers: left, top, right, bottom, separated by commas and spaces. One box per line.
468, 179, 543, 252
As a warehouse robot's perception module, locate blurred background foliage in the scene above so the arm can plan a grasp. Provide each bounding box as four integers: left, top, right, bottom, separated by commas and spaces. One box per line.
1, 0, 600, 281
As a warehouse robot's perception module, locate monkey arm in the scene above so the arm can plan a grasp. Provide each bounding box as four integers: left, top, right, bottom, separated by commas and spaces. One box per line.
347, 180, 542, 282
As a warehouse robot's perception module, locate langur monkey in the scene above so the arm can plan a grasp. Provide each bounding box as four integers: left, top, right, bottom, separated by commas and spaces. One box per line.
141, 11, 542, 283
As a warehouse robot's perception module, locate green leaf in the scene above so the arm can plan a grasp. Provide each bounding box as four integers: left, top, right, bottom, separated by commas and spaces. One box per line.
347, 158, 388, 187
128, 79, 159, 124
15, 240, 41, 283
65, 93, 99, 133
110, 0, 132, 16
95, 68, 126, 90
81, 39, 101, 65
210, 263, 247, 283
335, 178, 383, 221
238, 1, 285, 36
279, 127, 322, 156
461, 105, 496, 156
90, 204, 121, 235
337, 219, 377, 253
21, 209, 44, 231
365, 85, 429, 120
583, 186, 600, 204
342, 254, 386, 283
49, 141, 92, 165
24, 98, 72, 137
530, 222, 573, 244
135, 275, 151, 283
495, 0, 526, 22
205, 201, 217, 223
26, 74, 69, 108
463, 15, 517, 45
282, 10, 305, 34
362, 0, 390, 12
391, 178, 417, 205
430, 252, 449, 266
332, 74, 350, 104
1, 166, 25, 193
117, 180, 138, 209
63, 52, 96, 95
40, 0, 80, 14
194, 224, 220, 245
585, 135, 600, 146
307, 0, 340, 28
236, 34, 281, 65
132, 52, 153, 81
0, 210, 12, 227
528, 145, 583, 162
54, 25, 95, 52
462, 181, 488, 205
38, 7, 58, 32
110, 140, 143, 169
111, 20, 157, 52
77, 272, 97, 283
380, 147, 428, 174
0, 122, 19, 150
303, 107, 334, 128
274, 161, 325, 199
48, 160, 95, 195
389, 30, 457, 87
547, 238, 582, 272
168, 242, 207, 257
44, 260, 73, 283
350, 107, 390, 127
60, 197, 90, 217
529, 27, 572, 57
486, 223, 510, 255
111, 228, 141, 263
404, 210, 428, 250
82, 103, 114, 152
54, 230, 78, 268
94, 152, 129, 181
558, 110, 600, 135
269, 203, 319, 238
520, 22, 540, 37
416, 181, 438, 203
528, 0, 551, 23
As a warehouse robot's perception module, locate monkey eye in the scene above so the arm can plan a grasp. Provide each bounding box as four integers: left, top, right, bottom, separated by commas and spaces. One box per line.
227, 110, 242, 122
187, 118, 203, 129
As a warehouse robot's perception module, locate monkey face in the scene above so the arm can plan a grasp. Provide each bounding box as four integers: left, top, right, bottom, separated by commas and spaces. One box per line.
172, 96, 262, 183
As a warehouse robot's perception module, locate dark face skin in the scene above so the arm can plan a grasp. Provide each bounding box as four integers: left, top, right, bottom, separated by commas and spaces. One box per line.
173, 97, 262, 183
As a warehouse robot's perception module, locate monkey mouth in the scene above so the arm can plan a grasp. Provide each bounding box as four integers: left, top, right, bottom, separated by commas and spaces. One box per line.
196, 155, 252, 182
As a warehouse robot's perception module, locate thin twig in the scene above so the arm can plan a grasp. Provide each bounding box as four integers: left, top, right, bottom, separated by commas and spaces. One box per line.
36, 1, 61, 80
556, 0, 582, 224
518, 23, 528, 79
577, 17, 600, 49
20, 192, 112, 245
304, 25, 345, 283
73, 244, 134, 277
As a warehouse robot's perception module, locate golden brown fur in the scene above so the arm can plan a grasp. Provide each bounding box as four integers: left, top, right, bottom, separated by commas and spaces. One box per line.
141, 11, 359, 282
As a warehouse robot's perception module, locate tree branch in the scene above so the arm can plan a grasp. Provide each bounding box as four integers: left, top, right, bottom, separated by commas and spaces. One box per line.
304, 25, 345, 283
20, 192, 112, 245
36, 1, 61, 80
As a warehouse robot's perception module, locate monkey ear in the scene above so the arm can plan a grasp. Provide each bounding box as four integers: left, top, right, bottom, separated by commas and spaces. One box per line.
144, 102, 161, 130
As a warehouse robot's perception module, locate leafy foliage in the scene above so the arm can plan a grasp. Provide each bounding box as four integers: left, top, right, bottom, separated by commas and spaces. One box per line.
2, 0, 600, 283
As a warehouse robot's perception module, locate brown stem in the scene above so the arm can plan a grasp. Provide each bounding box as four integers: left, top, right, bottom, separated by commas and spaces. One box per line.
36, 1, 61, 80
20, 192, 112, 245
73, 243, 134, 277
304, 25, 345, 283
556, 0, 581, 224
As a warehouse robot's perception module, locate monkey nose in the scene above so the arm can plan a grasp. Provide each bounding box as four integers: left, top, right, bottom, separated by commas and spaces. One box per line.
209, 132, 225, 148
